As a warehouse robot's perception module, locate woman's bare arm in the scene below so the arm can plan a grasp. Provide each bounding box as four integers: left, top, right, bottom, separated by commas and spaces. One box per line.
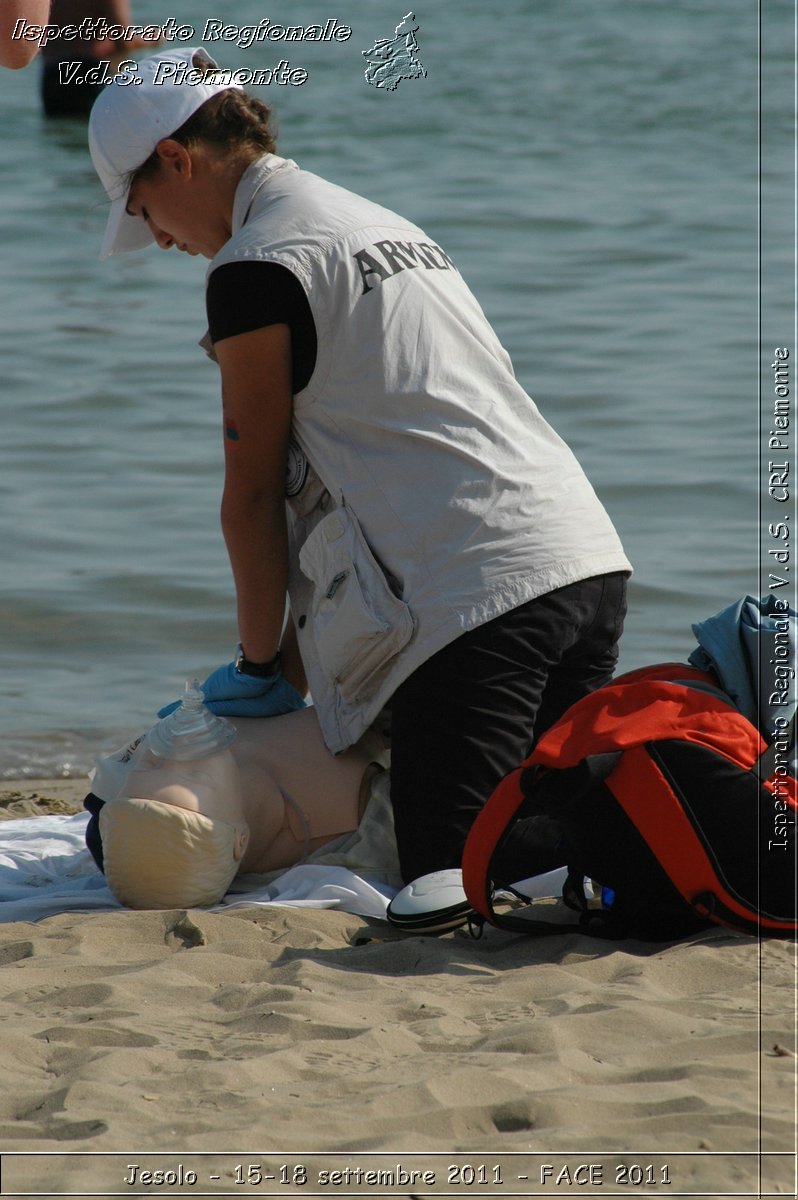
215, 323, 294, 666
0, 0, 51, 68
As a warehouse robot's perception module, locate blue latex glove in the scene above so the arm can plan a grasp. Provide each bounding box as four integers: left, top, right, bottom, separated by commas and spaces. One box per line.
158, 661, 306, 719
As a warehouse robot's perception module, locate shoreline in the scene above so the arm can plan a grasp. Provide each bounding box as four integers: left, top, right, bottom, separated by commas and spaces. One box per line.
0, 777, 87, 819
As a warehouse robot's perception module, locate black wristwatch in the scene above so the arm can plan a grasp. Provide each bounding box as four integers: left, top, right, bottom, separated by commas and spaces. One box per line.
234, 644, 281, 679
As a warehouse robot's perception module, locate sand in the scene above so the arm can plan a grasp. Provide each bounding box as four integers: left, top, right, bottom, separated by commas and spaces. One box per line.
0, 780, 795, 1199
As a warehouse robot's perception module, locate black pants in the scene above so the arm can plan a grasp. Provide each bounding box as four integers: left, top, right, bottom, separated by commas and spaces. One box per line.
388, 571, 629, 883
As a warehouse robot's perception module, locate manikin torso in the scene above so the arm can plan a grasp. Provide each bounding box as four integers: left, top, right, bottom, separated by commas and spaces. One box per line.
115, 706, 382, 875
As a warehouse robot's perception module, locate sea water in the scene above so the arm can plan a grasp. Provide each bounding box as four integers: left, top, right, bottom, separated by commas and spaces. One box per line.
0, 1, 788, 776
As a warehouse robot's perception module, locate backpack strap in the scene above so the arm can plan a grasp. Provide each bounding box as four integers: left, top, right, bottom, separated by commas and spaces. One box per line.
609, 741, 797, 934
462, 764, 526, 929
461, 764, 580, 936
462, 753, 622, 935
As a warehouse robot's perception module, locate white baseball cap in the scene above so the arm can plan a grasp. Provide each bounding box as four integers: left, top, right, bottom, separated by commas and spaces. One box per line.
89, 47, 243, 259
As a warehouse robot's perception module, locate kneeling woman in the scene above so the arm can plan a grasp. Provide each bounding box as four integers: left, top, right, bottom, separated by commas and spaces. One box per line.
88, 49, 631, 889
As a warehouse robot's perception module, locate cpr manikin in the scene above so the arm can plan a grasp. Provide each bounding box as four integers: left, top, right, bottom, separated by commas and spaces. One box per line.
89, 682, 383, 910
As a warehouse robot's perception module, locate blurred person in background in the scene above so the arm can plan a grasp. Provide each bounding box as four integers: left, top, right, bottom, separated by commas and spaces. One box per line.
0, 0, 50, 68
40, 0, 155, 117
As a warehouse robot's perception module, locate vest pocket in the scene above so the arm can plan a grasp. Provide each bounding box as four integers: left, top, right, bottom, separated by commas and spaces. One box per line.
298, 506, 415, 702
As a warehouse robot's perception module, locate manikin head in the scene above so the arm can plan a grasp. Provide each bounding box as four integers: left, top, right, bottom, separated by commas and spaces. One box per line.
99, 791, 245, 910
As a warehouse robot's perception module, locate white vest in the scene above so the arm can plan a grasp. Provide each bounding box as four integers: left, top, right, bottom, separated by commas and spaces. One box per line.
209, 157, 631, 752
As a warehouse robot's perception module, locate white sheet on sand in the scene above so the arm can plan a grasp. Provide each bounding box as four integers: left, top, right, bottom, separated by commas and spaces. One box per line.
0, 775, 569, 924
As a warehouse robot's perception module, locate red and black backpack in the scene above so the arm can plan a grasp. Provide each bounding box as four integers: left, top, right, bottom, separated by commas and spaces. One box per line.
462, 663, 797, 941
